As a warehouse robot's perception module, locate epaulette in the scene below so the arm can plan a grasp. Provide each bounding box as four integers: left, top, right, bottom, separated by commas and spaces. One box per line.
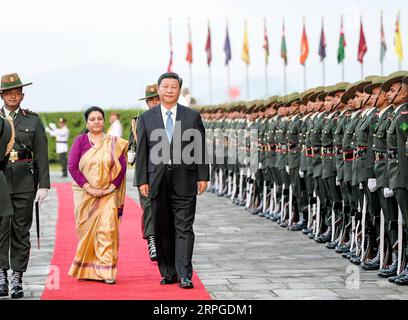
21, 109, 38, 116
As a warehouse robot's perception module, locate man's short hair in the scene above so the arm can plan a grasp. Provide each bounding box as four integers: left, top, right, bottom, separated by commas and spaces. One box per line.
158, 72, 183, 88
110, 112, 120, 119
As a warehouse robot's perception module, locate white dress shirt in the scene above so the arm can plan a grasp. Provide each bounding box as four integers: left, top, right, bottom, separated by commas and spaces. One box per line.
107, 119, 123, 137
4, 106, 20, 118
46, 125, 70, 153
160, 104, 177, 130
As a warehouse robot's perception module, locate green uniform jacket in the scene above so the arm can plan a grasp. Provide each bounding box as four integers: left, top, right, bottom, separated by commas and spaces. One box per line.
387, 103, 408, 189
0, 116, 13, 217
287, 114, 301, 170
342, 110, 361, 183
373, 106, 393, 188
333, 109, 351, 181
322, 110, 339, 179
2, 108, 50, 194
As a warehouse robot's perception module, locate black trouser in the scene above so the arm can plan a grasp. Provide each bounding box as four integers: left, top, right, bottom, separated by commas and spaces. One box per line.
290, 167, 304, 213
394, 188, 408, 257
378, 187, 398, 248
0, 192, 35, 272
315, 177, 330, 228
151, 167, 197, 280
139, 192, 154, 239
324, 176, 342, 232
59, 152, 67, 176
362, 181, 381, 248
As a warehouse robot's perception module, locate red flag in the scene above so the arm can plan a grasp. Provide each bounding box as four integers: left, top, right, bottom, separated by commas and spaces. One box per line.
358, 19, 368, 63
186, 20, 193, 64
263, 18, 269, 65
167, 19, 173, 72
205, 22, 212, 66
300, 20, 309, 65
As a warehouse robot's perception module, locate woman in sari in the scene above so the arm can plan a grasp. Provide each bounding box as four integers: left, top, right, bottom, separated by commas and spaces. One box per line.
68, 106, 128, 284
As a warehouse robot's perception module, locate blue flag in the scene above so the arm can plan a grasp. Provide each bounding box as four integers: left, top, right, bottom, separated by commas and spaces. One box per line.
224, 24, 232, 65
318, 20, 326, 61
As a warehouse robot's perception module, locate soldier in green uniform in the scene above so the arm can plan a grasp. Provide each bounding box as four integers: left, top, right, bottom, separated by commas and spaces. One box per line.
382, 72, 408, 284
334, 84, 354, 253
0, 73, 50, 298
363, 76, 396, 272
292, 89, 315, 231
128, 84, 160, 261
310, 88, 331, 242
302, 88, 324, 236
322, 83, 349, 249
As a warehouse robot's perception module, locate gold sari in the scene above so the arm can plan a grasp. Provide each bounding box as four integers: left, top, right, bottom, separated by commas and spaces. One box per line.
68, 135, 128, 281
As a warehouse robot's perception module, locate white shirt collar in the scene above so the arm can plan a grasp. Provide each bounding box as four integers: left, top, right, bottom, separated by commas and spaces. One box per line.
395, 103, 406, 113
161, 104, 177, 127
3, 106, 20, 118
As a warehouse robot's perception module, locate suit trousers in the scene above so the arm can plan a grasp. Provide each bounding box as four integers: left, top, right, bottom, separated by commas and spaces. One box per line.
151, 167, 197, 280
139, 192, 154, 239
59, 152, 67, 176
0, 192, 35, 272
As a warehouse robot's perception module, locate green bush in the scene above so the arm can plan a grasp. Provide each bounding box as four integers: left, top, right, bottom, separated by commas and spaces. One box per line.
39, 108, 144, 163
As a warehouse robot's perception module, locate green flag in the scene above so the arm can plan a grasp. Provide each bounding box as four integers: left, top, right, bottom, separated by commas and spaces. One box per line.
337, 16, 346, 64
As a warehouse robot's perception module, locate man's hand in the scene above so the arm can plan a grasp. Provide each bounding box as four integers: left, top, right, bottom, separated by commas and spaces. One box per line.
197, 181, 208, 195
139, 184, 149, 198
35, 188, 48, 207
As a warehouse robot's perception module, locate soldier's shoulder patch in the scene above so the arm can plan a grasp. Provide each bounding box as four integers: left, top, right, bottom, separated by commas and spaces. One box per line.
22, 109, 38, 116
401, 111, 408, 115
399, 122, 408, 132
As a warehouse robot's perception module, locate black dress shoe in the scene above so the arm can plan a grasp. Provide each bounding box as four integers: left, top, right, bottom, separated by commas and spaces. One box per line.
160, 276, 178, 285
10, 271, 23, 299
0, 269, 8, 297
179, 278, 194, 289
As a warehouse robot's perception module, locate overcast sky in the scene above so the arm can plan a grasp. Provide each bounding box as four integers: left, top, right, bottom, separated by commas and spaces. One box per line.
1, 0, 407, 111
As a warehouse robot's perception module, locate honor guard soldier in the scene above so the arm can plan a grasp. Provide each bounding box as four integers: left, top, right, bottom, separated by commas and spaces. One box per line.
0, 73, 50, 298
129, 84, 161, 261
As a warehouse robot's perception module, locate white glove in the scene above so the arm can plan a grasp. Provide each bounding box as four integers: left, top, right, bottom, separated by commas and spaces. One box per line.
336, 176, 341, 186
367, 178, 377, 192
35, 188, 48, 207
299, 169, 305, 178
384, 187, 394, 198
286, 165, 290, 174
127, 151, 135, 164
49, 122, 56, 130
359, 183, 364, 190
258, 162, 262, 169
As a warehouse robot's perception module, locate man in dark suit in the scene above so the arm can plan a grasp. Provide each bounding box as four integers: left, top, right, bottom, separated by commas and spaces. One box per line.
135, 72, 209, 289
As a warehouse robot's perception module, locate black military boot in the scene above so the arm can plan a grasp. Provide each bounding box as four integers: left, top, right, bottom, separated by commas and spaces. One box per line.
394, 265, 408, 285
378, 252, 398, 278
10, 271, 23, 299
335, 239, 351, 253
0, 269, 8, 297
315, 226, 331, 243
362, 250, 381, 271
147, 236, 157, 262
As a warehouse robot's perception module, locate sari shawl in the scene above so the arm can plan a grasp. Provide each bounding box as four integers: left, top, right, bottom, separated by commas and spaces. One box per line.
68, 135, 128, 281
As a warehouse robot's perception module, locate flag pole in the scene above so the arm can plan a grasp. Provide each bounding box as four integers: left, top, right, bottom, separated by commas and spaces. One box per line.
187, 18, 193, 95
342, 61, 345, 81
398, 11, 402, 70
264, 17, 269, 96
322, 16, 326, 85
283, 17, 287, 95
227, 64, 231, 101
303, 16, 307, 91
209, 65, 212, 104
381, 11, 384, 76
246, 64, 249, 100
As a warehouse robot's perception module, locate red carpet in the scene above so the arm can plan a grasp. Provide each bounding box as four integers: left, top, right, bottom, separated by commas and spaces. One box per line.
41, 183, 211, 300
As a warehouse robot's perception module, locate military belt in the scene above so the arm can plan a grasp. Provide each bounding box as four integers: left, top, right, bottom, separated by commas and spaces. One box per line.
9, 150, 33, 162
305, 148, 313, 157
322, 147, 335, 157
288, 142, 299, 150
375, 152, 387, 162
387, 149, 398, 160
311, 147, 321, 155
343, 150, 354, 161
334, 146, 343, 156
355, 147, 368, 158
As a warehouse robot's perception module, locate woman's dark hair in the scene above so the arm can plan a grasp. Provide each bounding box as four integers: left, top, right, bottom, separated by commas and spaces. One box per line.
158, 72, 183, 88
84, 106, 105, 122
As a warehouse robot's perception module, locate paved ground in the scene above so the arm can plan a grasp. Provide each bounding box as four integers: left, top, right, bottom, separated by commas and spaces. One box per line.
1, 171, 408, 300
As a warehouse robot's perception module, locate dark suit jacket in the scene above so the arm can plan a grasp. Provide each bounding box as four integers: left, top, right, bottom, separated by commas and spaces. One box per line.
0, 116, 14, 217
135, 104, 209, 198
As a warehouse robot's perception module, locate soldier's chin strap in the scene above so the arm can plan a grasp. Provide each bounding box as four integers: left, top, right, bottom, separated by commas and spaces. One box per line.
389, 84, 402, 105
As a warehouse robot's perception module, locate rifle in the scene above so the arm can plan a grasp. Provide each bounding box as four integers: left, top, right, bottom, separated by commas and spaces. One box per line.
398, 205, 404, 275
379, 209, 385, 269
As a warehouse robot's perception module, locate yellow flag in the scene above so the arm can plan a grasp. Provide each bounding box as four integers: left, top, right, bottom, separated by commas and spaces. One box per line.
395, 13, 404, 62
241, 20, 250, 65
